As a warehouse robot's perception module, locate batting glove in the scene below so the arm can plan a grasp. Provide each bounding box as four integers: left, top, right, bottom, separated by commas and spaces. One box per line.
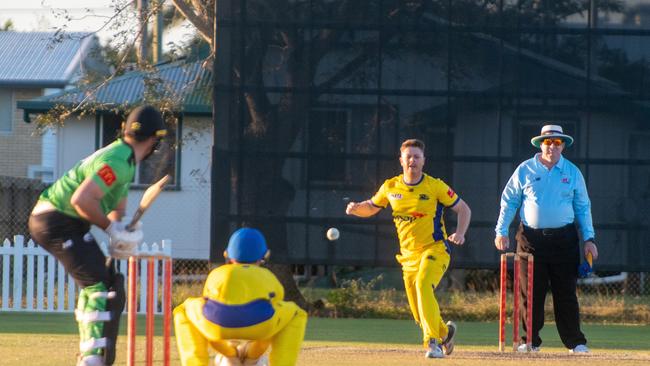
106, 220, 143, 259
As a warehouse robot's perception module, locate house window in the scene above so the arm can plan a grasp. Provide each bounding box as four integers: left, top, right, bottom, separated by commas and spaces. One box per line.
308, 109, 349, 184
100, 112, 179, 187
0, 89, 13, 133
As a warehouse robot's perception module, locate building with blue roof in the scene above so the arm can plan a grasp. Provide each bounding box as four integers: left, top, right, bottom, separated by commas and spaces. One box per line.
17, 58, 213, 259
0, 31, 106, 179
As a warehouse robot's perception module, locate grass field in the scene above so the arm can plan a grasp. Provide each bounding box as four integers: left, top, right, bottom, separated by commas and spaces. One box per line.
0, 312, 648, 365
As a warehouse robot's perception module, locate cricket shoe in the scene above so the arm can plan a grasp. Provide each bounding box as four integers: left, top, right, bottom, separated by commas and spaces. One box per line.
214, 354, 243, 366
76, 355, 105, 366
516, 343, 541, 353
441, 321, 456, 355
425, 339, 444, 359
242, 354, 269, 366
569, 344, 590, 354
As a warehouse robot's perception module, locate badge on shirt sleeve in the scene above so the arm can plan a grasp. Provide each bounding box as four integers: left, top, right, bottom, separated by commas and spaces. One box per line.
447, 188, 455, 198
97, 164, 117, 186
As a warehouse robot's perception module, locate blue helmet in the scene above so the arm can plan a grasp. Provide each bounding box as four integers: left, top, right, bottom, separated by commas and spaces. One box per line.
224, 228, 269, 263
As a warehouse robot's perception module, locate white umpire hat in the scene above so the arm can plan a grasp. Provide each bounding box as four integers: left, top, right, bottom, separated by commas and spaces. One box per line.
530, 124, 574, 148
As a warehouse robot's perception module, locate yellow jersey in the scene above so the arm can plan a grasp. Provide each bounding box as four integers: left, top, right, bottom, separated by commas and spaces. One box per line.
182, 263, 285, 329
371, 173, 460, 264
203, 263, 284, 306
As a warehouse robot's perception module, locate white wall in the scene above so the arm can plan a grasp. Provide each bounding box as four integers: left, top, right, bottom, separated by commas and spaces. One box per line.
57, 117, 96, 174
57, 115, 213, 260
128, 117, 213, 259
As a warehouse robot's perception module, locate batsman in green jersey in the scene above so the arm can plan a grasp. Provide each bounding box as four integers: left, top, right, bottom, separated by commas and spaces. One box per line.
28, 105, 167, 366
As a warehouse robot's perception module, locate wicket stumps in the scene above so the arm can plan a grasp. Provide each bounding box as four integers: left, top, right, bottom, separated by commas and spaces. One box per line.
499, 252, 534, 352
127, 242, 173, 366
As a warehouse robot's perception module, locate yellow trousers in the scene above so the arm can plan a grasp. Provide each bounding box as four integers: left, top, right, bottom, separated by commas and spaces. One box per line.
174, 299, 307, 366
401, 245, 450, 346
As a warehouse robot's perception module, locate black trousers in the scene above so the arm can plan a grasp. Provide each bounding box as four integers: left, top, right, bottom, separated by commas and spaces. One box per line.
515, 223, 587, 349
28, 210, 110, 288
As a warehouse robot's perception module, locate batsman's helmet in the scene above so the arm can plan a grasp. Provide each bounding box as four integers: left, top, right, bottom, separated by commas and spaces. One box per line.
123, 105, 167, 141
224, 228, 269, 263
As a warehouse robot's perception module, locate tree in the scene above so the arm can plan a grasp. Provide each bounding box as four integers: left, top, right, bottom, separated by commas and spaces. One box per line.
168, 0, 634, 309
40, 0, 634, 310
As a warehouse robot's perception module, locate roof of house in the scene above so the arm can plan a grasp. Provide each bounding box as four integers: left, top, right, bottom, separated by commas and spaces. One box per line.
0, 31, 101, 88
17, 59, 213, 117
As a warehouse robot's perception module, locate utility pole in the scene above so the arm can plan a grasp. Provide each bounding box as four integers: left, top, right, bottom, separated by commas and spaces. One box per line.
152, 0, 163, 63
137, 0, 150, 65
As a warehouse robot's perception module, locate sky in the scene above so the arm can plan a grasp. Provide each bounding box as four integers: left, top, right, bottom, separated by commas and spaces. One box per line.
0, 0, 195, 49
0, 1, 116, 34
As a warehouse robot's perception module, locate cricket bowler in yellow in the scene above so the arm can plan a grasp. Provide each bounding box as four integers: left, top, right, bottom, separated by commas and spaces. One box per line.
346, 138, 471, 359
174, 228, 307, 366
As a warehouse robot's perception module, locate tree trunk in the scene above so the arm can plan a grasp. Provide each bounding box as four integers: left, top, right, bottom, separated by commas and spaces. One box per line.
238, 147, 310, 309
266, 263, 309, 310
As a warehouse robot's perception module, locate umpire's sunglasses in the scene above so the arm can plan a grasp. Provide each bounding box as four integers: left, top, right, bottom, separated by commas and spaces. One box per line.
542, 138, 564, 146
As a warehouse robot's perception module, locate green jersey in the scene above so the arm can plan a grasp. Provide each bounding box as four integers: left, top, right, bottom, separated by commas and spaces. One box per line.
40, 139, 135, 219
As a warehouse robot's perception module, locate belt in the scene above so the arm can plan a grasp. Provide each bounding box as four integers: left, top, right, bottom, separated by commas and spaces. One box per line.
524, 224, 573, 236
31, 201, 58, 215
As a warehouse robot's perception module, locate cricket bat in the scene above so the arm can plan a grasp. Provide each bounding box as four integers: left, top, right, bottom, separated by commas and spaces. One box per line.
126, 174, 171, 231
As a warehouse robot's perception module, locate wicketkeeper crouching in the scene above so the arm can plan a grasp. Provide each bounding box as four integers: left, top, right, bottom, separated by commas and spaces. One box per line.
174, 228, 308, 366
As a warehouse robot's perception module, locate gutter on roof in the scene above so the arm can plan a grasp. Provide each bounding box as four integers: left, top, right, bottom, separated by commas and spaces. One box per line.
19, 101, 57, 122
18, 100, 213, 123
0, 80, 68, 88
22, 109, 33, 123
17, 100, 63, 112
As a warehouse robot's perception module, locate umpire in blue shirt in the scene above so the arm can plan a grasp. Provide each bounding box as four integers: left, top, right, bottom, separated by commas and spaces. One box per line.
495, 124, 599, 354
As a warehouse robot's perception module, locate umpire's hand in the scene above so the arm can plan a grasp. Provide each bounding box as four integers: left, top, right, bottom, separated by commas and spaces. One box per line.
494, 235, 509, 251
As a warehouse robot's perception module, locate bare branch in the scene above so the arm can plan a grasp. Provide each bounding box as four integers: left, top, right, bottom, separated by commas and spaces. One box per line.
316, 45, 375, 91
171, 0, 213, 45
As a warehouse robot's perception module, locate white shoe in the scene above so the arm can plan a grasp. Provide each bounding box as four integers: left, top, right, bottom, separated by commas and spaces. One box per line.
77, 355, 105, 366
442, 321, 456, 356
424, 339, 444, 359
516, 343, 541, 353
214, 354, 243, 366
570, 344, 590, 354
242, 354, 268, 366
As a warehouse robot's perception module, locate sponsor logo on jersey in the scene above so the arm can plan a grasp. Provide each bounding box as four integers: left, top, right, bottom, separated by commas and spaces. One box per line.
394, 215, 416, 223
419, 194, 429, 200
447, 188, 455, 198
98, 164, 117, 186
389, 193, 403, 199
394, 211, 427, 223
561, 177, 570, 184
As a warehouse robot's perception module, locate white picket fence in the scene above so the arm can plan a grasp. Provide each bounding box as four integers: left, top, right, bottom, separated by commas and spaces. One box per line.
0, 235, 172, 314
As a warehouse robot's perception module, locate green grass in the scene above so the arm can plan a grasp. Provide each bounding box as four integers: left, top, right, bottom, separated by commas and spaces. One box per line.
1, 313, 649, 365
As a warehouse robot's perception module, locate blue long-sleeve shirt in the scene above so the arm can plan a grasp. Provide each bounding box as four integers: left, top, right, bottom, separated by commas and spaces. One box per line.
495, 154, 595, 241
